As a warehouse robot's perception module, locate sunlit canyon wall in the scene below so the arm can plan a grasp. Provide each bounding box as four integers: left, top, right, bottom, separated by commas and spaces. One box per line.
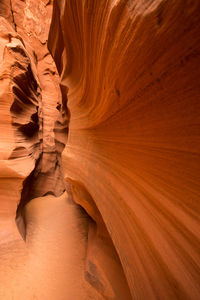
0, 0, 200, 299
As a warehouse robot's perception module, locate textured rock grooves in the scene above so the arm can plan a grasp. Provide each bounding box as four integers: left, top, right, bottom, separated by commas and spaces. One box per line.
0, 0, 68, 238
0, 0, 200, 299
0, 1, 131, 299
48, 0, 200, 299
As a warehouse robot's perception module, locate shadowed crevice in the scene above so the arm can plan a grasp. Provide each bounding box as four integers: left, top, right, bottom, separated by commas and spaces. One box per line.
66, 179, 132, 299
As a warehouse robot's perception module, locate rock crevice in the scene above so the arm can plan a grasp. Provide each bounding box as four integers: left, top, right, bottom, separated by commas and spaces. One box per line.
10, 0, 17, 31
0, 0, 200, 299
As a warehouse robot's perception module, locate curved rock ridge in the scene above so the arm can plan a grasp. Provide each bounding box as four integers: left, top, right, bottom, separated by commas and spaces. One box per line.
0, 11, 42, 249
49, 0, 200, 299
0, 0, 66, 199
0, 0, 69, 292
0, 16, 40, 166
0, 0, 69, 232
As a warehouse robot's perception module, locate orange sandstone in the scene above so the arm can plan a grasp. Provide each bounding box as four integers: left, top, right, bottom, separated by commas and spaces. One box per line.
49, 0, 200, 298
0, 0, 200, 299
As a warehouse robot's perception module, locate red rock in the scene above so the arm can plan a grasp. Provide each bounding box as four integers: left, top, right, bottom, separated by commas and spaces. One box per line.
0, 0, 200, 299
49, 0, 200, 298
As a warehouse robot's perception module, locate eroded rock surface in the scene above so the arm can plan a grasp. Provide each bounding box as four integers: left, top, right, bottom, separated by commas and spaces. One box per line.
0, 1, 116, 299
0, 0, 200, 299
49, 0, 200, 299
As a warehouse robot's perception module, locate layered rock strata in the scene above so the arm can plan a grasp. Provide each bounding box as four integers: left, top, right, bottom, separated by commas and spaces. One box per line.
0, 0, 68, 236
0, 0, 200, 299
0, 1, 118, 299
48, 0, 200, 299
0, 1, 72, 298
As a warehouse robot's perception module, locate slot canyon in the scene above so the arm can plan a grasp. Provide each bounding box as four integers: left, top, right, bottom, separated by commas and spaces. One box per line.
0, 0, 200, 299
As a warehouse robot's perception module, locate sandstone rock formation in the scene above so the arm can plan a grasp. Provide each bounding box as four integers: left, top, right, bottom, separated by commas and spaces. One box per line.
0, 1, 111, 299
0, 0, 64, 226
49, 0, 200, 299
0, 0, 200, 299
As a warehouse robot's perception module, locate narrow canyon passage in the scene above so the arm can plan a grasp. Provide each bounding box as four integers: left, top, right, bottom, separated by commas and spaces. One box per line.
0, 1, 131, 299
0, 191, 105, 299
0, 0, 200, 299
0, 0, 107, 299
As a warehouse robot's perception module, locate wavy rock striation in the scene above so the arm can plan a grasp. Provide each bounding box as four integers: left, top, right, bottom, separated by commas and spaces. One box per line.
49, 0, 200, 299
0, 0, 200, 299
0, 0, 68, 238
0, 0, 69, 293
0, 1, 105, 299
0, 5, 41, 250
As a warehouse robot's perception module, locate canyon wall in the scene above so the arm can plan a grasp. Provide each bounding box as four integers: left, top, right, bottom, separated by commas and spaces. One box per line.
0, 1, 127, 299
48, 0, 200, 299
0, 0, 200, 299
0, 0, 65, 239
